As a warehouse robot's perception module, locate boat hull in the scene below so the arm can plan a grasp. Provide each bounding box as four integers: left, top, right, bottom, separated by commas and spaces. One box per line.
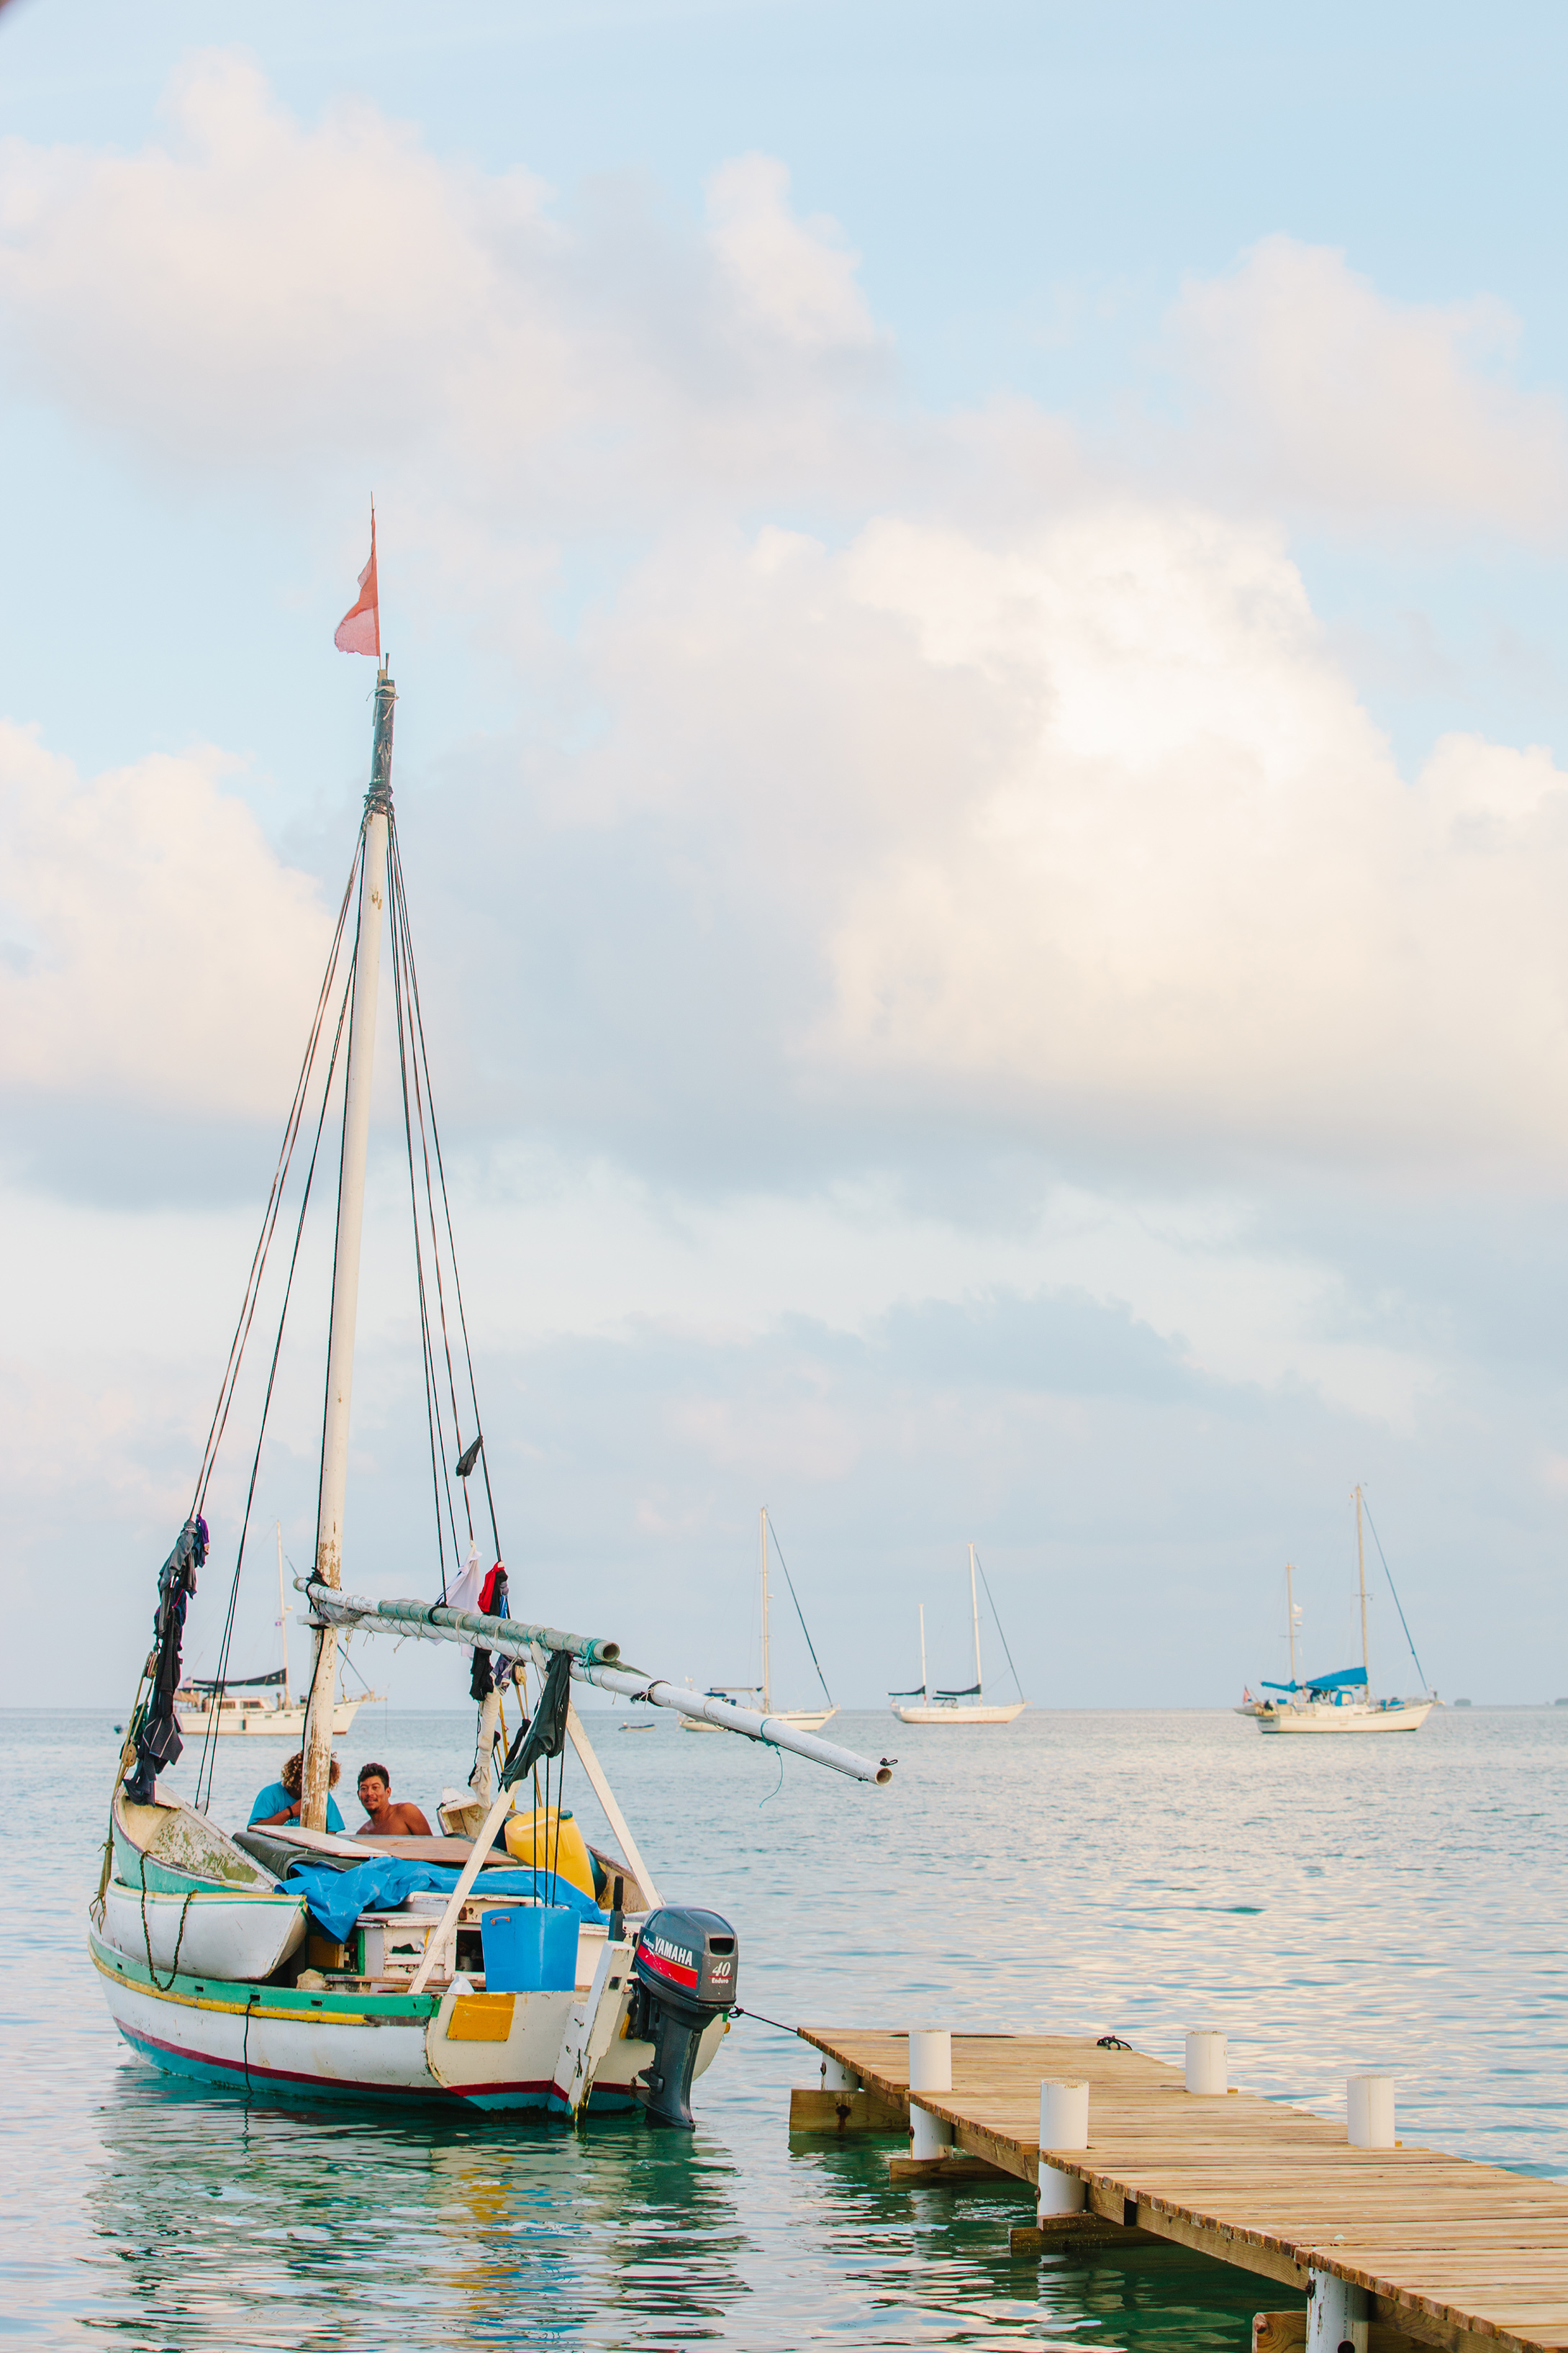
90, 1926, 724, 2115
101, 1879, 307, 1981
680, 1707, 837, 1734
1255, 1701, 1433, 1735
891, 1702, 1026, 1725
173, 1697, 366, 1738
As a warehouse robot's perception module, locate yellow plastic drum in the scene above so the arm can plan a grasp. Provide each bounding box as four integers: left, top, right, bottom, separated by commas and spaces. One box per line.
503, 1805, 599, 1902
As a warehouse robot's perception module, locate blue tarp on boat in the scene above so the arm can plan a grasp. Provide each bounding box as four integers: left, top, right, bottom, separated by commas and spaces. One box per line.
286, 1858, 604, 1944
1260, 1665, 1369, 1695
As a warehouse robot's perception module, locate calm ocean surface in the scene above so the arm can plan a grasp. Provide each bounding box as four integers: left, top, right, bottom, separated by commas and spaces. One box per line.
6, 1703, 1566, 2349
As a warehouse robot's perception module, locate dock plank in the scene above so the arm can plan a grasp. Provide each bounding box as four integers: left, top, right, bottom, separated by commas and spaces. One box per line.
797, 2028, 1568, 2353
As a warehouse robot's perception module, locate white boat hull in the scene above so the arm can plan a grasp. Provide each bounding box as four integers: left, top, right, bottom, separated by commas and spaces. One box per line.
91, 1925, 724, 2114
101, 1879, 307, 1980
1255, 1700, 1433, 1735
680, 1707, 837, 1733
891, 1701, 1026, 1725
173, 1697, 367, 1738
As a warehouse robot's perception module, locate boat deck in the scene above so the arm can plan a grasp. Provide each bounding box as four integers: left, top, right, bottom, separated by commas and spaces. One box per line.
795, 2028, 1568, 2353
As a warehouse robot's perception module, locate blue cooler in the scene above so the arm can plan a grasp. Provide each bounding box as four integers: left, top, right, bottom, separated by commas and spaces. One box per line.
481, 1905, 578, 1992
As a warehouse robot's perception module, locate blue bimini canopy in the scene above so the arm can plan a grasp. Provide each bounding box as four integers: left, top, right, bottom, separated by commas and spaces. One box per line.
1261, 1665, 1369, 1696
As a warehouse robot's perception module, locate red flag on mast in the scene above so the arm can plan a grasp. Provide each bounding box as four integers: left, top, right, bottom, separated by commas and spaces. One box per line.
334, 510, 380, 656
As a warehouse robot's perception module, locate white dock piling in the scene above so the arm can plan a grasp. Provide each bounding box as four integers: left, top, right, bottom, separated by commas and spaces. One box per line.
821, 2055, 861, 2094
1347, 2072, 1396, 2150
1184, 2030, 1227, 2095
1037, 2078, 1089, 2217
1307, 2265, 1367, 2349
908, 2027, 953, 2159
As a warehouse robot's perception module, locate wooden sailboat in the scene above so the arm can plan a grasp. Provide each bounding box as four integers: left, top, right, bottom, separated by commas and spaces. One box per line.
90, 638, 893, 2124
681, 1508, 837, 1734
889, 1545, 1027, 1725
1251, 1489, 1433, 1735
174, 1523, 380, 1738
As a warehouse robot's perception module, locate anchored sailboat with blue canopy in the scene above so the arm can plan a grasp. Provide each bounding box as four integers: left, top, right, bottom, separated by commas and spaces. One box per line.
1248, 1489, 1433, 1736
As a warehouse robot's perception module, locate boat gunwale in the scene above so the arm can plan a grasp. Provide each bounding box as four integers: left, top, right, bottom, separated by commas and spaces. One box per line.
89, 1922, 438, 2024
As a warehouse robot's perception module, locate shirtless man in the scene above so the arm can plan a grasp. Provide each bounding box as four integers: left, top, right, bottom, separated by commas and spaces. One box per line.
355, 1763, 432, 1837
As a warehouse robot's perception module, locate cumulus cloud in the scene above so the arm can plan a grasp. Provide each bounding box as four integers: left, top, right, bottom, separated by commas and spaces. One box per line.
0, 51, 894, 527
509, 505, 1568, 1178
1169, 236, 1568, 536
704, 153, 878, 353
0, 721, 332, 1121
4, 60, 1567, 1196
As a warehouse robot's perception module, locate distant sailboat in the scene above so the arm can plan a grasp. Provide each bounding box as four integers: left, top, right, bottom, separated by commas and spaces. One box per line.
890, 1545, 1026, 1726
681, 1509, 838, 1733
174, 1522, 378, 1738
1249, 1489, 1433, 1736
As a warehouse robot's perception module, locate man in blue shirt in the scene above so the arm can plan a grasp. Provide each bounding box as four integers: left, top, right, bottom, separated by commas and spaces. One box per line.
250, 1749, 344, 1833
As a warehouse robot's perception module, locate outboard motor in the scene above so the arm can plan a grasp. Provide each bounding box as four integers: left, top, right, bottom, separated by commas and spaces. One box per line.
628, 1906, 738, 2128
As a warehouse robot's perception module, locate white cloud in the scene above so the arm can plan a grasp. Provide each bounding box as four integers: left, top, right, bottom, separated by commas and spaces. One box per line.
0, 53, 893, 529
0, 721, 332, 1119
548, 504, 1568, 1175
704, 153, 878, 353
1169, 236, 1568, 536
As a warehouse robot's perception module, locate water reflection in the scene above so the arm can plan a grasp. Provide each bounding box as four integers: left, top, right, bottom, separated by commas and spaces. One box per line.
12, 1705, 1568, 2349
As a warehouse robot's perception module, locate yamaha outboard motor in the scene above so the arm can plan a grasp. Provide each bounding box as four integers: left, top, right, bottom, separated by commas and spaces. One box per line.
628, 1906, 738, 2128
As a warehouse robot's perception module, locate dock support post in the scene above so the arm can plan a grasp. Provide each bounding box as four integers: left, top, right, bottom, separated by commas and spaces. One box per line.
1037, 2078, 1089, 2217
1346, 2073, 1395, 2149
908, 2028, 953, 2159
1184, 2031, 1228, 2095
821, 2056, 861, 2094
1306, 2267, 1367, 2350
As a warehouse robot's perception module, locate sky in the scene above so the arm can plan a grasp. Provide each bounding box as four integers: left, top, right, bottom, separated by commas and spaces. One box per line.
4, 0, 1568, 1715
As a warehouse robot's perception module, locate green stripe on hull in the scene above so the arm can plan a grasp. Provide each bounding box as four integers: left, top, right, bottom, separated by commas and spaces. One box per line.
89, 1923, 438, 2022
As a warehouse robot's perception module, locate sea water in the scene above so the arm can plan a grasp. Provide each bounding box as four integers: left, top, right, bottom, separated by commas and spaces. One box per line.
5, 1704, 1566, 2349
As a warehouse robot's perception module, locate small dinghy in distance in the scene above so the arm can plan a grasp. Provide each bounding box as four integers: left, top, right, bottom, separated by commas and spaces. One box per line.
90, 598, 894, 2126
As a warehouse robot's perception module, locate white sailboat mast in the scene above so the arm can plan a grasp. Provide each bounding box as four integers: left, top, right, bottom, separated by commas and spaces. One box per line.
919, 1602, 927, 1698
760, 1505, 771, 1715
1356, 1483, 1370, 1696
276, 1520, 291, 1710
969, 1541, 983, 1697
302, 665, 394, 1830
1286, 1562, 1297, 1687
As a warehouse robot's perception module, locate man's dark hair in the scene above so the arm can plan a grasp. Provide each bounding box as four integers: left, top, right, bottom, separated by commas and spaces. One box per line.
358, 1762, 392, 1789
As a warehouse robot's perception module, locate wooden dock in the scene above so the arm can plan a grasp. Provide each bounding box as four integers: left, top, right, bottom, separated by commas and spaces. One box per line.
792, 2028, 1568, 2353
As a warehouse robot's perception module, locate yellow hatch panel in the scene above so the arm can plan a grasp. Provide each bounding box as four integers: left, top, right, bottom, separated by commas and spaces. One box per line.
446, 1994, 516, 2042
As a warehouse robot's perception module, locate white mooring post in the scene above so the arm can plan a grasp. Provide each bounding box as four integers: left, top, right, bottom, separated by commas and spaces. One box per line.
1037, 2078, 1089, 2217
1184, 2030, 1228, 2095
822, 2056, 861, 2094
1307, 2265, 1367, 2351
1347, 2073, 1396, 2149
908, 2027, 953, 2159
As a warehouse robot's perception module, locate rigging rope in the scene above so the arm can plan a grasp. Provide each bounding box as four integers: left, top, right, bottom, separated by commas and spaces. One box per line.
389, 834, 471, 1544
173, 786, 509, 1812
191, 850, 359, 1521
762, 1512, 835, 1707
386, 846, 462, 1594
973, 1550, 1028, 1703
390, 825, 502, 1563
194, 945, 357, 1815
1359, 1496, 1430, 1692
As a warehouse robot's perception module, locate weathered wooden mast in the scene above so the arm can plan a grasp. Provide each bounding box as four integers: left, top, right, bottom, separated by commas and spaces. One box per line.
301, 667, 394, 1830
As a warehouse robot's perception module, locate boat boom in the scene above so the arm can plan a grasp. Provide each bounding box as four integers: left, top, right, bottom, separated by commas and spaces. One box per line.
302, 1579, 621, 1666
299, 1577, 894, 1784
571, 1661, 894, 1784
